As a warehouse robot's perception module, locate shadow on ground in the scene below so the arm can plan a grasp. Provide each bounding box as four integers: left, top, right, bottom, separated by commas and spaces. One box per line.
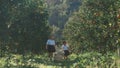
32, 56, 78, 68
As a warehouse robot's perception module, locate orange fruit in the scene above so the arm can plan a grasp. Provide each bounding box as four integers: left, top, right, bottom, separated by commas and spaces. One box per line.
117, 14, 120, 19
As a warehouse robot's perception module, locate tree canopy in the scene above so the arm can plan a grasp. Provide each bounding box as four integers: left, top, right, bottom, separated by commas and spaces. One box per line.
63, 0, 120, 53
0, 0, 50, 54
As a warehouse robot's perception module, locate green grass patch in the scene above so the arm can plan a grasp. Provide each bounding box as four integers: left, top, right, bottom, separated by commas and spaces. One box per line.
0, 52, 119, 68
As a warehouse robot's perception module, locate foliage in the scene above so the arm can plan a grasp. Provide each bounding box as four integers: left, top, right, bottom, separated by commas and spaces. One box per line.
0, 0, 50, 54
44, 0, 82, 38
63, 0, 120, 53
0, 0, 120, 67
0, 52, 119, 68
70, 52, 119, 68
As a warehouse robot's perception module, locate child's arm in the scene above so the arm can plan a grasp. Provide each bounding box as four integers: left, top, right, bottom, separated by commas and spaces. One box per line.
61, 45, 64, 50
67, 45, 70, 50
46, 40, 49, 49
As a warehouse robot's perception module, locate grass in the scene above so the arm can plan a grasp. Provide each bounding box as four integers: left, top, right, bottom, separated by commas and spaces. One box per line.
0, 52, 119, 68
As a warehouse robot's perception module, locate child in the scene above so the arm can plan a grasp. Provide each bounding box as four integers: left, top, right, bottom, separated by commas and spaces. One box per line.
62, 41, 70, 59
46, 35, 56, 59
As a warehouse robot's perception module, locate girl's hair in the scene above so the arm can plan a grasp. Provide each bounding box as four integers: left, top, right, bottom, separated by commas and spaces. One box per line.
63, 41, 67, 44
49, 35, 54, 38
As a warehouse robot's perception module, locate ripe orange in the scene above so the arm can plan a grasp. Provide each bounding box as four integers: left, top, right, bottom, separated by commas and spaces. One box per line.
117, 14, 120, 19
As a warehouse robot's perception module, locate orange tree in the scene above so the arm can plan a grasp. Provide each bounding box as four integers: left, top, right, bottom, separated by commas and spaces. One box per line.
0, 0, 50, 54
63, 0, 120, 53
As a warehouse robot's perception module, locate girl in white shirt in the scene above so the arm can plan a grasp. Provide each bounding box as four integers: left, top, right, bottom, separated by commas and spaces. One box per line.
62, 41, 70, 59
46, 36, 56, 58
